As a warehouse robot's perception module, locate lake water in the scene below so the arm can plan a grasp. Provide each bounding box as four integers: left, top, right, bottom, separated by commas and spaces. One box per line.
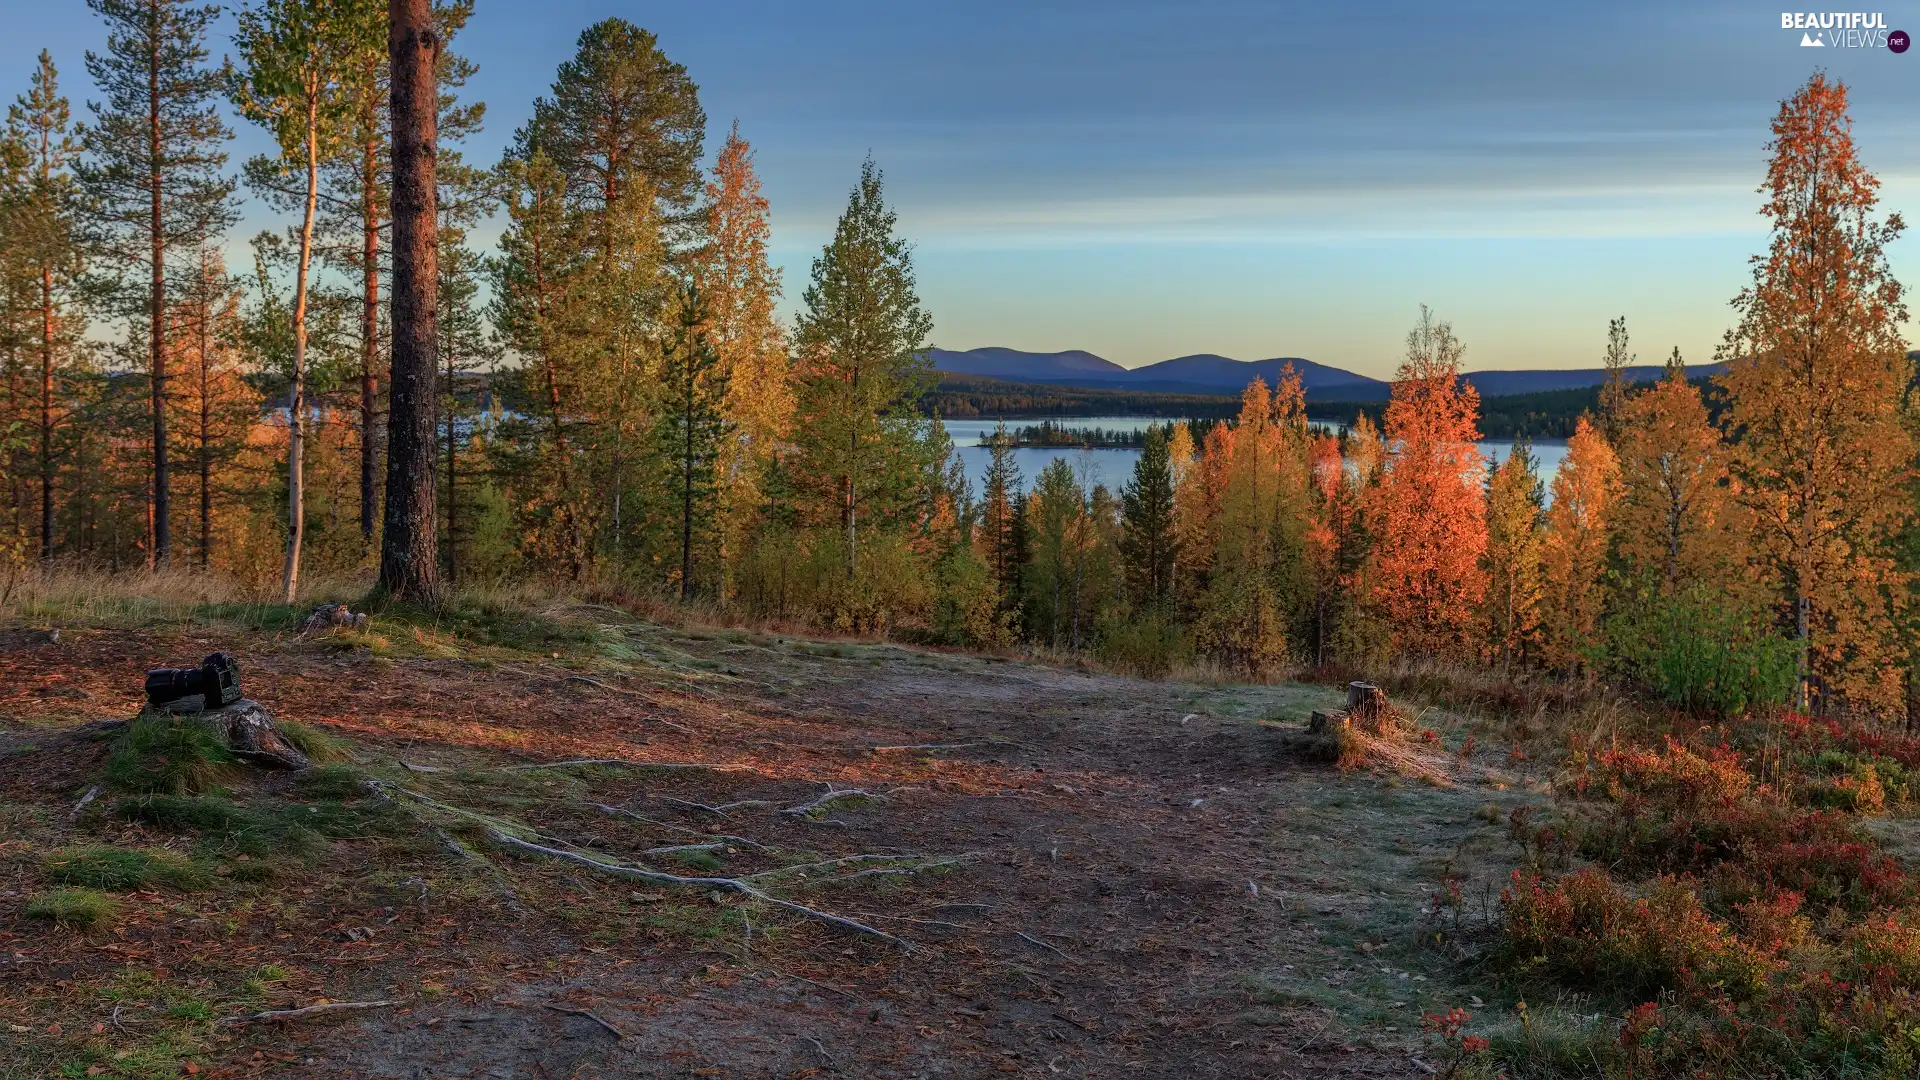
940, 417, 1568, 500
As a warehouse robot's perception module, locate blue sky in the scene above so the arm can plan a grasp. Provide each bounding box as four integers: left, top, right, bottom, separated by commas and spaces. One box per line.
6, 0, 1920, 379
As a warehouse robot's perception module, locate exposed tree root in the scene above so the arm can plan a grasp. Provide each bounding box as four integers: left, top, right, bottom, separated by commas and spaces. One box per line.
221, 1000, 400, 1024
780, 788, 885, 819
543, 1004, 626, 1041
484, 831, 918, 949
499, 759, 753, 774
656, 795, 777, 817
587, 802, 769, 851
370, 781, 935, 949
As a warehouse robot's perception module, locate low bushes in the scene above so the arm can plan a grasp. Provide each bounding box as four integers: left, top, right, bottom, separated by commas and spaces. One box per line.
1488, 721, 1920, 1075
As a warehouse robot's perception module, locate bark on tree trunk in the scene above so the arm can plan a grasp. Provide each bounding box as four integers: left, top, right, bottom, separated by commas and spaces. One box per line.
282, 113, 319, 605
360, 133, 381, 546
148, 30, 168, 567
40, 264, 54, 561
379, 0, 440, 604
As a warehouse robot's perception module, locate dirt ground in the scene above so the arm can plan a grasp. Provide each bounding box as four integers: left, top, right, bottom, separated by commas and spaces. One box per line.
0, 609, 1538, 1079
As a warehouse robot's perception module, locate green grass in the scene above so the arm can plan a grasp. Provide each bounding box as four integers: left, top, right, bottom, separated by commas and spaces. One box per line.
100, 714, 241, 796
296, 762, 368, 799
113, 794, 324, 858
276, 720, 351, 765
42, 845, 211, 892
24, 887, 120, 930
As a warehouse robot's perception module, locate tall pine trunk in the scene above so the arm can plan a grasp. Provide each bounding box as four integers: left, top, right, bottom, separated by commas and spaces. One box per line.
680, 359, 694, 601
360, 133, 380, 546
443, 307, 456, 584
198, 295, 212, 570
282, 104, 319, 604
147, 19, 168, 567
39, 265, 54, 561
379, 0, 440, 603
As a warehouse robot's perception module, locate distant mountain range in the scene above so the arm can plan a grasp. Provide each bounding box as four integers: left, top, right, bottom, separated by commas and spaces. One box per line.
928, 346, 1723, 402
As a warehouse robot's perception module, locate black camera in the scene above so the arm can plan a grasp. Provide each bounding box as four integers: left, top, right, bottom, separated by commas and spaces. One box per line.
145, 652, 242, 709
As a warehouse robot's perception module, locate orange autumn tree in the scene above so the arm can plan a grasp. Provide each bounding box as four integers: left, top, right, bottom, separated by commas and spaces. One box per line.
1718, 73, 1913, 715
1482, 442, 1545, 666
1540, 417, 1620, 672
696, 122, 791, 584
1369, 306, 1487, 658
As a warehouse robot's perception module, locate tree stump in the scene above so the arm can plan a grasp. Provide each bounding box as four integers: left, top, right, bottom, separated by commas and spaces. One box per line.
152, 697, 313, 771
1309, 682, 1394, 735
1346, 682, 1390, 721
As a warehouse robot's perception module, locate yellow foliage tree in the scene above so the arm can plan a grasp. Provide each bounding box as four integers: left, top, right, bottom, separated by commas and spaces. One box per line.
1613, 354, 1734, 591
1482, 442, 1544, 666
1540, 417, 1619, 672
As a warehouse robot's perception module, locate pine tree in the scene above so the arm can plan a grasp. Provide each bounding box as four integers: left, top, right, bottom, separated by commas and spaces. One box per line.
652, 279, 729, 600
167, 248, 256, 568
490, 147, 587, 575
1540, 417, 1619, 673
434, 148, 495, 584
231, 0, 383, 602
789, 158, 939, 581
5, 52, 83, 560
1024, 457, 1085, 649
380, 0, 442, 602
1369, 307, 1487, 658
976, 422, 1023, 606
1482, 442, 1544, 666
78, 0, 237, 565
1598, 315, 1633, 445
1718, 73, 1913, 715
321, 0, 481, 546
526, 19, 704, 557
1120, 423, 1178, 608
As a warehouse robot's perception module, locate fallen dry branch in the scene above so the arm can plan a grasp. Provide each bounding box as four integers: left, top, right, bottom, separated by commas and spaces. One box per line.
485, 831, 917, 949
221, 1000, 400, 1025
543, 1004, 626, 1041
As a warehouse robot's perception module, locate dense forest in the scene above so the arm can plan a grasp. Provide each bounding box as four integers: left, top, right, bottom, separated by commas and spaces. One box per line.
925, 373, 1246, 419
0, 9, 1911, 724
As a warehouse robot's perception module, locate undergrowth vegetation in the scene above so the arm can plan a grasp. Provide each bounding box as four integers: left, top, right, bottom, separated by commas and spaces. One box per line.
1455, 716, 1920, 1078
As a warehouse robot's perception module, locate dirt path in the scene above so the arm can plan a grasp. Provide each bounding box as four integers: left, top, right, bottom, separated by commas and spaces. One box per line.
0, 618, 1524, 1079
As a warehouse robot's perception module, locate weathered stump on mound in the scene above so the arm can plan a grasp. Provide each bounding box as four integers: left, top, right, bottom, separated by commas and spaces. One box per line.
151, 697, 312, 770
1309, 681, 1393, 734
